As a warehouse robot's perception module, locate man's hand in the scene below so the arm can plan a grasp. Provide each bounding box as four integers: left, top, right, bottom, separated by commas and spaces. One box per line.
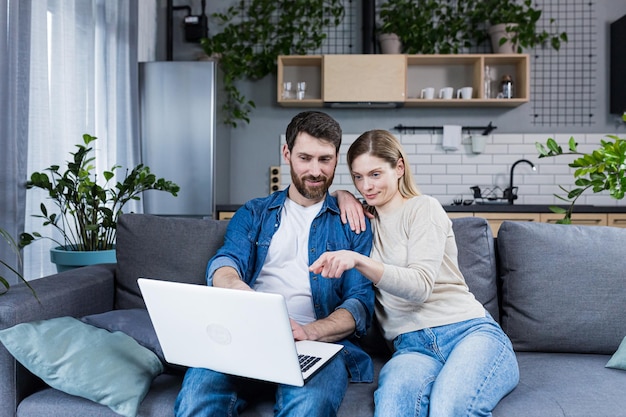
290, 318, 312, 341
290, 310, 356, 342
334, 190, 373, 234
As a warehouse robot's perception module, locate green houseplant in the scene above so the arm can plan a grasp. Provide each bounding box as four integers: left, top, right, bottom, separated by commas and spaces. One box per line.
20, 133, 180, 270
469, 0, 567, 53
378, 0, 475, 54
200, 0, 344, 127
1, 227, 36, 298
536, 127, 626, 224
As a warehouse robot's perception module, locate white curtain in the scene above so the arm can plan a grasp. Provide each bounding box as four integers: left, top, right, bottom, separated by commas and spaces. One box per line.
0, 0, 31, 285
24, 0, 140, 279
138, 0, 157, 62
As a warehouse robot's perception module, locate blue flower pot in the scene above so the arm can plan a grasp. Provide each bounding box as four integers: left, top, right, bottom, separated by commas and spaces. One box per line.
50, 246, 117, 273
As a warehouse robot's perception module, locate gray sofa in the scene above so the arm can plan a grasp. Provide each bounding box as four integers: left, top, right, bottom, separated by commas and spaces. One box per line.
2, 213, 626, 417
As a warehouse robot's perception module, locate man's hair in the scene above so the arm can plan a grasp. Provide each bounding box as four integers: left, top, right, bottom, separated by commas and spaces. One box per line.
347, 129, 421, 199
285, 111, 342, 152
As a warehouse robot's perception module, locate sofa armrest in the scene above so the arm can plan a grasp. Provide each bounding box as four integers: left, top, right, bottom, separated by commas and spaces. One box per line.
0, 263, 116, 417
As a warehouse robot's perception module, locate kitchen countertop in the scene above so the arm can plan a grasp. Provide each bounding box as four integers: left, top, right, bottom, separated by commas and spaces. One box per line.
218, 204, 626, 214
444, 204, 626, 213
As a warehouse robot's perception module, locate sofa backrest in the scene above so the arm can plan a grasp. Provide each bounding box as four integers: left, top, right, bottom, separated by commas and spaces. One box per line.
497, 220, 626, 354
451, 217, 499, 320
115, 214, 229, 309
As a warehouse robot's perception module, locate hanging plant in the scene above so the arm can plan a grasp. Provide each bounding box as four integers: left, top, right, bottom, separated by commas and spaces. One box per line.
201, 0, 344, 127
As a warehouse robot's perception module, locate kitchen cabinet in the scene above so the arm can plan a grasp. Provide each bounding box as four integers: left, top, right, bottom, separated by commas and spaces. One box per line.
218, 205, 626, 232
447, 211, 626, 235
608, 213, 626, 228
540, 213, 607, 227
473, 212, 540, 236
277, 54, 529, 107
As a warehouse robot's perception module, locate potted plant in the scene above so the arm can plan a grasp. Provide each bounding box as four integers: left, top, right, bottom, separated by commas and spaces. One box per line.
378, 0, 474, 54
469, 0, 568, 53
535, 118, 626, 224
20, 133, 180, 272
1, 227, 37, 298
200, 0, 344, 127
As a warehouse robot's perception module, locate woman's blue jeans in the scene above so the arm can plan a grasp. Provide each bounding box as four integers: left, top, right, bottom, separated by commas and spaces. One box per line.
174, 354, 348, 417
375, 315, 519, 417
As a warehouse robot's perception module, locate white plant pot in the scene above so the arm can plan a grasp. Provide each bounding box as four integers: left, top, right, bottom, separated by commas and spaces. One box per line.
379, 33, 402, 54
488, 23, 519, 54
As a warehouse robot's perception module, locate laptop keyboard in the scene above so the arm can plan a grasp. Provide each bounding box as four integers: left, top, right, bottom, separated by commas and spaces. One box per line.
298, 354, 322, 372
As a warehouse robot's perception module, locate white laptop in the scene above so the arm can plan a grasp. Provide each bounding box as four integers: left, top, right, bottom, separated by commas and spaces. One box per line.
137, 278, 344, 387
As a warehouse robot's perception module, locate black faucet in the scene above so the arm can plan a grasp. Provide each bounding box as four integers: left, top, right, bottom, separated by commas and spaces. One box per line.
504, 159, 536, 204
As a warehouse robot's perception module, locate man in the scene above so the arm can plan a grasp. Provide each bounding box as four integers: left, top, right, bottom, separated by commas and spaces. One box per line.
174, 111, 375, 417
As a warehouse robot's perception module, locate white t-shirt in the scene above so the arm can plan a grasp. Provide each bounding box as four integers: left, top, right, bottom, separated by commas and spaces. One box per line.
254, 198, 323, 324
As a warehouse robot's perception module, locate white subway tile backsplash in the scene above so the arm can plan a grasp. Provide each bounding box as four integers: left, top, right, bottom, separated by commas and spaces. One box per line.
447, 164, 476, 174
279, 132, 625, 207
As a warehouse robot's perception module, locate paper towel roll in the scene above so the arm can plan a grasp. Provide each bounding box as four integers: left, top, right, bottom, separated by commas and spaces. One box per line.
442, 125, 462, 151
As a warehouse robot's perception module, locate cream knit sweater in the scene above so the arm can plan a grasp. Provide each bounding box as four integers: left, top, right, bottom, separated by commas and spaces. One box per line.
371, 195, 485, 341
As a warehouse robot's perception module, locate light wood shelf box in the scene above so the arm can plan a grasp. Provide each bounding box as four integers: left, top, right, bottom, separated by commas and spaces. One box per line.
277, 55, 323, 107
277, 54, 529, 108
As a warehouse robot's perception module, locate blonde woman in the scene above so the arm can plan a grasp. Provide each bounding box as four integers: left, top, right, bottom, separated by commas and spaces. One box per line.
311, 130, 519, 417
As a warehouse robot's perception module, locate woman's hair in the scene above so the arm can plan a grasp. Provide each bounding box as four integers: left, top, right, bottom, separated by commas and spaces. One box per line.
347, 129, 421, 199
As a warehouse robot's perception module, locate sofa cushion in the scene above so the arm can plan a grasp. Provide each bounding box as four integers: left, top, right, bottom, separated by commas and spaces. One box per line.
82, 308, 165, 363
115, 214, 229, 309
17, 373, 183, 417
0, 316, 163, 417
606, 336, 626, 370
493, 352, 626, 417
451, 217, 499, 320
497, 221, 626, 353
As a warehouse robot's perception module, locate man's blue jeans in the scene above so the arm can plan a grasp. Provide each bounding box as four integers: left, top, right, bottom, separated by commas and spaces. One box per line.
175, 354, 348, 417
375, 315, 519, 417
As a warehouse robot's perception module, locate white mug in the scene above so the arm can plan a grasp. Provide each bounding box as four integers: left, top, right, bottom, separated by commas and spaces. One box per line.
439, 87, 453, 99
457, 87, 473, 99
420, 87, 435, 99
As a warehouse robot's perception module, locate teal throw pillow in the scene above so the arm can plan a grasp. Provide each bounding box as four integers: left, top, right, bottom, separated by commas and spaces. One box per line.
606, 336, 626, 370
0, 316, 164, 417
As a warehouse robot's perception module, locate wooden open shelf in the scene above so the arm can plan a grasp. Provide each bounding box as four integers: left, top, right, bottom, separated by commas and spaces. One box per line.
277, 54, 529, 108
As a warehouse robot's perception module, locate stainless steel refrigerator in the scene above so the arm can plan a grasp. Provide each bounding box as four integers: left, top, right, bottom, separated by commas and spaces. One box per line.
139, 61, 226, 218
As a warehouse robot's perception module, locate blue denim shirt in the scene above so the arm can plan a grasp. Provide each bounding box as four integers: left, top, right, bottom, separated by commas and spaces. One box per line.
206, 187, 375, 382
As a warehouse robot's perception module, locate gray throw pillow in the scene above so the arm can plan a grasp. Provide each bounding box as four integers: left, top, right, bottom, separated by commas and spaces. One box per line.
451, 217, 498, 320
498, 221, 626, 354
115, 214, 229, 309
82, 308, 165, 363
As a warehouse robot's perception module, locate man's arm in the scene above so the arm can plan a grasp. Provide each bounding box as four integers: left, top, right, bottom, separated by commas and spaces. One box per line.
291, 309, 356, 342
212, 266, 253, 291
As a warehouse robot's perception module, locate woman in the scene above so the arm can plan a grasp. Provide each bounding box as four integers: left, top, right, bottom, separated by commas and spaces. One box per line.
310, 130, 519, 417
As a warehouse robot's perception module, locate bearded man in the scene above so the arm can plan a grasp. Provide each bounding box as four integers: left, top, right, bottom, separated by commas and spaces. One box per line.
175, 111, 375, 417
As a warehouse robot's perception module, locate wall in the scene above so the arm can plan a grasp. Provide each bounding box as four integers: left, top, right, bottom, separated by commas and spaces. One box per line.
280, 132, 623, 207
161, 0, 626, 207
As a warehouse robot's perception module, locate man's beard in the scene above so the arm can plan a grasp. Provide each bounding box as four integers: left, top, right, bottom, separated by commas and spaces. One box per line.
291, 170, 334, 201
